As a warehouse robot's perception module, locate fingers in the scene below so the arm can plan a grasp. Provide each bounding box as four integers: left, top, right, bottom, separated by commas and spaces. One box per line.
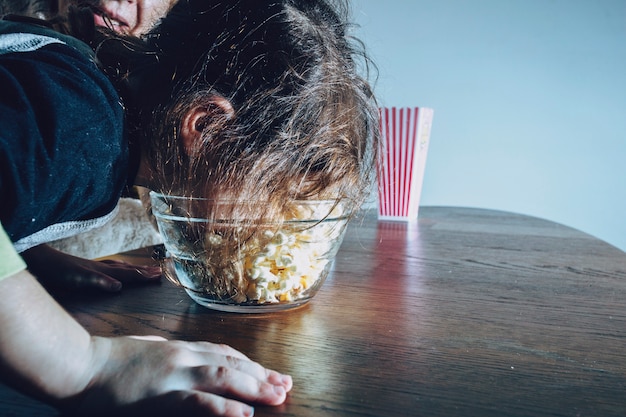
190, 364, 289, 406
183, 347, 292, 406
157, 339, 292, 394
98, 260, 162, 284
178, 342, 292, 391
78, 262, 160, 292
61, 270, 124, 292
115, 390, 256, 417
181, 391, 256, 417
56, 261, 160, 292
138, 338, 293, 404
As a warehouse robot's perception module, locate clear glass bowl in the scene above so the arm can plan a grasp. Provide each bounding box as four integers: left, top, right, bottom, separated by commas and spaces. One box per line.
150, 192, 351, 312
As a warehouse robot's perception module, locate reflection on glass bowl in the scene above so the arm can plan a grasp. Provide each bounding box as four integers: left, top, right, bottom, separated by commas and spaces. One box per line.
150, 192, 351, 312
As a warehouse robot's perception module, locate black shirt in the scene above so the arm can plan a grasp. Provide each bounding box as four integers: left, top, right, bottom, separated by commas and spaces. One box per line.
0, 18, 128, 246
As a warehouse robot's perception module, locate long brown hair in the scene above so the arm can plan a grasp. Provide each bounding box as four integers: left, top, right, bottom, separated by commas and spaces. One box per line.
84, 0, 380, 224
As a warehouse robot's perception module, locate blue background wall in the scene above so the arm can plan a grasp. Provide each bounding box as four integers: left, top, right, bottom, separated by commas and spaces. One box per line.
352, 0, 626, 251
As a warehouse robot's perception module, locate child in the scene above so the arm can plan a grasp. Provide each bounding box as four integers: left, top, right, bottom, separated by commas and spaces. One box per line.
0, 0, 379, 415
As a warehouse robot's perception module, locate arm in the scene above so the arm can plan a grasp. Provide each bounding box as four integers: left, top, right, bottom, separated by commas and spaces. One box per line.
0, 225, 291, 416
22, 244, 161, 292
0, 268, 292, 417
0, 269, 93, 402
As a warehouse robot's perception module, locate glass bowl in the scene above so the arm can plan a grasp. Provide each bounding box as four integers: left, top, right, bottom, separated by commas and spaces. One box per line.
150, 192, 352, 312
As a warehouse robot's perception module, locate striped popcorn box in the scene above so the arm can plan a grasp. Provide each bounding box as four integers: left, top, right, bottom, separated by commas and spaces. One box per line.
377, 107, 434, 221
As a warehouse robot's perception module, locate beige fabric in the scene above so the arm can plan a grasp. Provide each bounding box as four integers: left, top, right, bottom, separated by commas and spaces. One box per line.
48, 198, 162, 259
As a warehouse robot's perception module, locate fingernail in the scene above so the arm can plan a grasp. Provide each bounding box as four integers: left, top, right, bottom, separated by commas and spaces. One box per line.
243, 405, 254, 417
281, 374, 292, 389
274, 385, 286, 396
110, 281, 122, 291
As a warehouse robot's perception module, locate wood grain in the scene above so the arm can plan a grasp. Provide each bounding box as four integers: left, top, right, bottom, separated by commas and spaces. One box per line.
1, 207, 625, 416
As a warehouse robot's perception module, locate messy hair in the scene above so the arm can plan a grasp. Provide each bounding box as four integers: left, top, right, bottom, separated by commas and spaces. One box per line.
89, 0, 379, 224
0, 0, 57, 18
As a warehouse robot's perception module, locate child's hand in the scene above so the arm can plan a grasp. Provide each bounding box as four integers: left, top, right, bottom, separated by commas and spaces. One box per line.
22, 244, 161, 292
0, 271, 291, 417
66, 335, 292, 417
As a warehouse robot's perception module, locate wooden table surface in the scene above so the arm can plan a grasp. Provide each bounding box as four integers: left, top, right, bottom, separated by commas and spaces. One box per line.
2, 207, 626, 417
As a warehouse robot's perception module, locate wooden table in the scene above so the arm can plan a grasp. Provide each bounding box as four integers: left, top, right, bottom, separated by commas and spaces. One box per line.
2, 207, 626, 417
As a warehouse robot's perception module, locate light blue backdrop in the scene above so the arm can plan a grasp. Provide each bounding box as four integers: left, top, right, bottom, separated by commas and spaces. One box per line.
352, 0, 626, 251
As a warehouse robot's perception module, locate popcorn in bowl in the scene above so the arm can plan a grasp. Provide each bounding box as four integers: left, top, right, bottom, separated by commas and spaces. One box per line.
150, 192, 350, 312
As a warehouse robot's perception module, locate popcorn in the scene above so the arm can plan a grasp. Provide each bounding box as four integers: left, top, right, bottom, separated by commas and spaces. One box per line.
152, 192, 353, 309
205, 202, 347, 305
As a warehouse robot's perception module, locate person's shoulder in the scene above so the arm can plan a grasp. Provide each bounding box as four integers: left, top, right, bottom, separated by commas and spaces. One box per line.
0, 14, 94, 58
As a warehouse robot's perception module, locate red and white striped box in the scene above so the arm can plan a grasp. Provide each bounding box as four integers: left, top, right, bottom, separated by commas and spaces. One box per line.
377, 107, 434, 221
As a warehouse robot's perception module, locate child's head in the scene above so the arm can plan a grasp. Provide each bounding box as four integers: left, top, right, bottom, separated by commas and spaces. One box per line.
95, 0, 379, 222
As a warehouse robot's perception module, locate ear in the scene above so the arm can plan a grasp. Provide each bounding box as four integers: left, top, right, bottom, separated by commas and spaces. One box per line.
180, 94, 234, 155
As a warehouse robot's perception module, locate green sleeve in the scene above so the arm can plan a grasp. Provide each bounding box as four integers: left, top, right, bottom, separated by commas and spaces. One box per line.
0, 223, 26, 281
